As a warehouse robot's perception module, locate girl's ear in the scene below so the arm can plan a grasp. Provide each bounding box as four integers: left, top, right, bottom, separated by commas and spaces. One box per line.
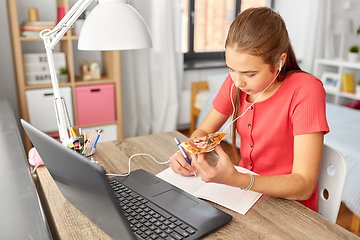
279, 53, 287, 72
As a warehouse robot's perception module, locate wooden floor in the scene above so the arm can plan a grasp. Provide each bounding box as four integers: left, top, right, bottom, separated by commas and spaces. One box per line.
178, 129, 360, 237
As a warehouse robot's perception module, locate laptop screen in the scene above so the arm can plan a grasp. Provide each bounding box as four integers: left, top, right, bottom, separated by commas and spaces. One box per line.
21, 119, 136, 240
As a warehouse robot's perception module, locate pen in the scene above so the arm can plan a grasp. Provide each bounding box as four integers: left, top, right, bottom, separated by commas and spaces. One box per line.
90, 130, 101, 155
92, 130, 101, 149
174, 138, 191, 165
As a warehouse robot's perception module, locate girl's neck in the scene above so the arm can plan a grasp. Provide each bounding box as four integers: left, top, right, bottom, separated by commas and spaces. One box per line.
246, 80, 283, 103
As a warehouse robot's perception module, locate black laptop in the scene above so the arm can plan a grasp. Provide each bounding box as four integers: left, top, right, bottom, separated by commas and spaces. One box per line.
21, 120, 232, 240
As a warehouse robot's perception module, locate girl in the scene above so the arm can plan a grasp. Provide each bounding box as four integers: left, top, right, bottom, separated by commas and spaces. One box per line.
169, 7, 329, 212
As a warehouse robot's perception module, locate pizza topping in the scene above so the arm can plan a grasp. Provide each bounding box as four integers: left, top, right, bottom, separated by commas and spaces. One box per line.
183, 132, 228, 153
190, 137, 208, 149
208, 132, 219, 138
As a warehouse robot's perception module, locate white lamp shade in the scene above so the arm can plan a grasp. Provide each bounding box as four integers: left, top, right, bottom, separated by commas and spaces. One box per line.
334, 19, 354, 35
78, 0, 152, 51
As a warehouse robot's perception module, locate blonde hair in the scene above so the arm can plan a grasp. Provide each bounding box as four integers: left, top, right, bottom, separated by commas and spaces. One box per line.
225, 7, 303, 162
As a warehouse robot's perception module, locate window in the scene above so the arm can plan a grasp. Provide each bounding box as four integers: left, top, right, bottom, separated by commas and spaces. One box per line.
182, 0, 273, 67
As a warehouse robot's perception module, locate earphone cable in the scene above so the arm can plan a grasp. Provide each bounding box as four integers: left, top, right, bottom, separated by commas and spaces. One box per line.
223, 69, 281, 132
106, 153, 170, 177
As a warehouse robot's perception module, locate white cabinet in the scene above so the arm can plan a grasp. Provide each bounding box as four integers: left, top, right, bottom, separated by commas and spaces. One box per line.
313, 58, 360, 105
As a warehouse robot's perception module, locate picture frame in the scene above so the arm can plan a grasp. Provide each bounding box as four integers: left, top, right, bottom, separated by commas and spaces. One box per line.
321, 72, 340, 93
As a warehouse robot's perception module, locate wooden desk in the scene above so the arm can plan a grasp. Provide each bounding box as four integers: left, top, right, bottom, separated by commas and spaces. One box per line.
36, 131, 359, 239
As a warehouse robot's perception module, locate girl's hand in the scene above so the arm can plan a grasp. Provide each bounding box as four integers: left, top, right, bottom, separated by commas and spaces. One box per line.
191, 145, 239, 186
169, 150, 198, 177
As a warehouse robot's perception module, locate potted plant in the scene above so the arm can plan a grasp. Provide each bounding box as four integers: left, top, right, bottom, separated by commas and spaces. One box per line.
348, 45, 359, 62
58, 67, 69, 83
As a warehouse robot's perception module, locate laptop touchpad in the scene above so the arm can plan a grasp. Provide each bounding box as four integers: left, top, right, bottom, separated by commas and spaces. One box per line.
154, 189, 198, 212
133, 173, 159, 186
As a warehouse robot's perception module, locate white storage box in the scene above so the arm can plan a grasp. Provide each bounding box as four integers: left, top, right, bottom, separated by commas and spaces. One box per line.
23, 52, 66, 64
26, 87, 74, 132
81, 124, 117, 143
25, 72, 52, 85
24, 52, 67, 85
25, 63, 65, 74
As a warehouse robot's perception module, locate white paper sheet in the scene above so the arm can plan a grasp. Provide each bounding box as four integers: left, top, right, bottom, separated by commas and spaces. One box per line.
156, 166, 262, 215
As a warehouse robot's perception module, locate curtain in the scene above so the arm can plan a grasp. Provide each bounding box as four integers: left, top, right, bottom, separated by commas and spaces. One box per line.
301, 0, 333, 73
121, 0, 183, 138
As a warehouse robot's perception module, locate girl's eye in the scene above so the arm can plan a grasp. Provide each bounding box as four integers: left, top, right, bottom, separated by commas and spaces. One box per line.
246, 73, 256, 78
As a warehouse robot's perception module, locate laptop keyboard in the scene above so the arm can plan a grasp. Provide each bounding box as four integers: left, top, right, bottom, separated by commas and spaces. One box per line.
110, 180, 197, 240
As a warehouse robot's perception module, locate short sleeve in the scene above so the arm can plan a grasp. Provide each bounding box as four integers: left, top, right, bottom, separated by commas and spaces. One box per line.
212, 75, 235, 116
290, 76, 330, 135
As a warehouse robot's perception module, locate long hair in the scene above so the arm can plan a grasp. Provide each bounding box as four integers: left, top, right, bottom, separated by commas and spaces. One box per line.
225, 7, 303, 162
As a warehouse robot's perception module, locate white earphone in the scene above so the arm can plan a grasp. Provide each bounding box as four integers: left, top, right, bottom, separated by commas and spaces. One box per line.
226, 58, 284, 132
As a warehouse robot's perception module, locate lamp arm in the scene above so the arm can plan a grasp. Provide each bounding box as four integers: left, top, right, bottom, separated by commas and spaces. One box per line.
40, 0, 94, 146
41, 0, 94, 49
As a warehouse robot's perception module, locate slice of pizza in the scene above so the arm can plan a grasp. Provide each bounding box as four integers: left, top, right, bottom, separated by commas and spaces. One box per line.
180, 132, 228, 154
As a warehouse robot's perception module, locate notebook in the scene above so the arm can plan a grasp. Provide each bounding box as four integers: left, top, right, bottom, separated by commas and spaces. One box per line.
21, 120, 232, 240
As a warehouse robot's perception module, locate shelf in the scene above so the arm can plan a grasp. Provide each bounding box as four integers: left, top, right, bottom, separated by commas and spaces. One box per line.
7, 0, 123, 152
19, 34, 76, 42
74, 79, 116, 85
25, 82, 72, 90
339, 91, 360, 100
316, 58, 360, 69
314, 57, 360, 105
75, 121, 118, 129
323, 87, 338, 95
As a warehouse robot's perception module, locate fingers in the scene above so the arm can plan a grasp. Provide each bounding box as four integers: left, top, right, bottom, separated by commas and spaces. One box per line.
169, 151, 198, 177
191, 153, 214, 182
192, 145, 236, 184
213, 144, 227, 157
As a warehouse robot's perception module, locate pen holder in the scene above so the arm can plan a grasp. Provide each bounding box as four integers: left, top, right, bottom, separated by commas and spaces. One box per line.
81, 130, 99, 157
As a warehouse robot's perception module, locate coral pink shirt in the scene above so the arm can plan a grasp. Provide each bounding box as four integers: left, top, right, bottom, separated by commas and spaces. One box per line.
213, 72, 329, 212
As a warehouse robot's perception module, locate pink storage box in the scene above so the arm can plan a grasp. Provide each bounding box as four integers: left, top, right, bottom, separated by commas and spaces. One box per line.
75, 84, 116, 126
47, 132, 60, 142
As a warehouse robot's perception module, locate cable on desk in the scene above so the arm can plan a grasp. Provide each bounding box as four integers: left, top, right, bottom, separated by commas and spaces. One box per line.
106, 153, 170, 177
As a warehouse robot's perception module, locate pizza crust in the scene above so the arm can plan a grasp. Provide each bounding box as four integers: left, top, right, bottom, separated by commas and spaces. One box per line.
180, 132, 228, 154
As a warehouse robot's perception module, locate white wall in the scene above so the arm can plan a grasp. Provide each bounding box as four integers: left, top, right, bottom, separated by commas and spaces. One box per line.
276, 0, 360, 68
332, 0, 360, 53
275, 0, 311, 62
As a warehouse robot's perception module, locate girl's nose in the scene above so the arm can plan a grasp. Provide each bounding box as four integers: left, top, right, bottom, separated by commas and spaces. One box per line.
234, 78, 245, 88
230, 73, 245, 88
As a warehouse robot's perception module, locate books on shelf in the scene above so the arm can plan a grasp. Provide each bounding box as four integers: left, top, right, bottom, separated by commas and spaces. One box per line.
21, 32, 41, 37
21, 21, 55, 37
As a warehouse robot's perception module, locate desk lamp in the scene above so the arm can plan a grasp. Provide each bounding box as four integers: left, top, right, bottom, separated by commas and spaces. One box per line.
40, 0, 152, 147
334, 18, 354, 59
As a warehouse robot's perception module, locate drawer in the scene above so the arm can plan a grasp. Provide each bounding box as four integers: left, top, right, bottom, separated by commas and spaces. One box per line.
26, 87, 74, 132
75, 84, 116, 126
